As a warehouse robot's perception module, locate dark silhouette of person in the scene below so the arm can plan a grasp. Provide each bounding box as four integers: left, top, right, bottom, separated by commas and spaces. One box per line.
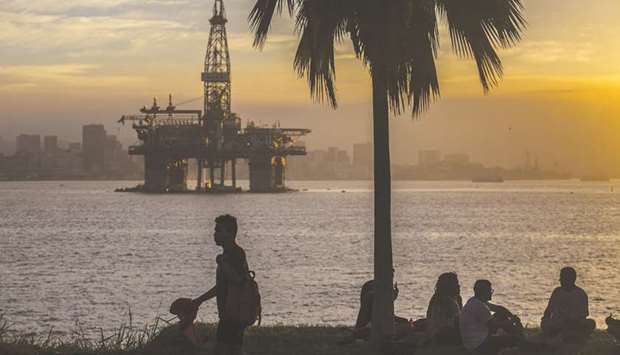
605, 314, 620, 343
459, 280, 525, 355
336, 269, 413, 345
352, 279, 405, 340
426, 272, 463, 346
356, 279, 402, 323
192, 214, 250, 355
541, 267, 596, 342
169, 297, 202, 347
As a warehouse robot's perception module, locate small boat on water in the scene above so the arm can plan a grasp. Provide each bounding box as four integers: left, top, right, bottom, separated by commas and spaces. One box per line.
472, 176, 504, 183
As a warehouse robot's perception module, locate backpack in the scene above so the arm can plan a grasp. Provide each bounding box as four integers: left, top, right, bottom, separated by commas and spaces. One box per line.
224, 270, 262, 326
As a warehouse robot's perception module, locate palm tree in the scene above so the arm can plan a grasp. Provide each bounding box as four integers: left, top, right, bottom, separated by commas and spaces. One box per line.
249, 0, 525, 346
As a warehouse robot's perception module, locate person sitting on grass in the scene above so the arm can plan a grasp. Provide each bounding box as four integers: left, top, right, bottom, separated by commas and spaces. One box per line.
541, 266, 596, 343
426, 272, 462, 346
339, 272, 412, 344
459, 279, 525, 355
169, 297, 204, 348
353, 279, 410, 340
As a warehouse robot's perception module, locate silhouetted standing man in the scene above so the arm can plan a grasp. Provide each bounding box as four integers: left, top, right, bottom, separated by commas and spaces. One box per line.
193, 214, 249, 355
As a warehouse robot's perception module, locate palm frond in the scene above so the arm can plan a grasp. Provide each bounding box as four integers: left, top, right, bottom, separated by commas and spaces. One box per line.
250, 0, 524, 115
405, 0, 441, 115
354, 0, 440, 115
249, 0, 297, 48
436, 0, 526, 92
293, 0, 349, 108
350, 1, 406, 112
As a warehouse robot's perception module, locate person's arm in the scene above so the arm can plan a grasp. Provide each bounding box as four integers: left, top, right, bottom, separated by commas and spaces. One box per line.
487, 302, 511, 317
578, 290, 589, 319
484, 302, 513, 332
542, 289, 557, 320
193, 285, 217, 306
486, 302, 499, 311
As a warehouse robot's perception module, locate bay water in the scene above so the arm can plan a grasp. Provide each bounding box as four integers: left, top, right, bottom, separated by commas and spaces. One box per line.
2, 180, 620, 336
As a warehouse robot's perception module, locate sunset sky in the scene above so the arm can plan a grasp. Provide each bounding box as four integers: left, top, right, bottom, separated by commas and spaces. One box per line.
1, 0, 619, 174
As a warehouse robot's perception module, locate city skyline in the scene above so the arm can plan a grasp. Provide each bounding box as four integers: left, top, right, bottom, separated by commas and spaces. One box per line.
0, 125, 574, 182
0, 130, 554, 169
1, 0, 620, 175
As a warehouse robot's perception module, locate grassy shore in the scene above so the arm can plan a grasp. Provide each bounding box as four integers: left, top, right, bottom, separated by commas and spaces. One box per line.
0, 321, 617, 355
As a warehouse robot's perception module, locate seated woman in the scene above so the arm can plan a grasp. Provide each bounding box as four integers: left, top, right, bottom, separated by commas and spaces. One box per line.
426, 272, 463, 346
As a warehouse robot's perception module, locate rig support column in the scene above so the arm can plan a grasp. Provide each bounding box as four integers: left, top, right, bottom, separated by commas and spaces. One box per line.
144, 154, 168, 192
196, 159, 204, 191
274, 156, 285, 189
220, 160, 226, 186
249, 156, 274, 192
209, 163, 215, 189
231, 159, 236, 189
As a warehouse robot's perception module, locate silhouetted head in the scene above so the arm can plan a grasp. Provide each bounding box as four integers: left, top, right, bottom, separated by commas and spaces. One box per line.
560, 267, 577, 289
169, 298, 197, 330
474, 279, 493, 302
435, 272, 460, 301
214, 214, 238, 247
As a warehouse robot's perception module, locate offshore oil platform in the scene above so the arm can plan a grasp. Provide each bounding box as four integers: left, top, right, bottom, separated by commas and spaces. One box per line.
118, 0, 310, 193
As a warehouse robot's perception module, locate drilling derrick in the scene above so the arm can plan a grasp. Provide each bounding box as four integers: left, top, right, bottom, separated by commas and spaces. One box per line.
199, 0, 235, 189
203, 0, 231, 121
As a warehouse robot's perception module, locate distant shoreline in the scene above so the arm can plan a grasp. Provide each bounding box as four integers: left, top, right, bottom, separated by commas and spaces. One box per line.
1, 177, 618, 183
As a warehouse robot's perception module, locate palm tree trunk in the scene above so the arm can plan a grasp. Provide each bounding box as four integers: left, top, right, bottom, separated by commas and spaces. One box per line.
370, 64, 394, 347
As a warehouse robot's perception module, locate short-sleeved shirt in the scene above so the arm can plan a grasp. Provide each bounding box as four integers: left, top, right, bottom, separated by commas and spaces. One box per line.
545, 286, 589, 322
216, 244, 249, 318
459, 297, 492, 350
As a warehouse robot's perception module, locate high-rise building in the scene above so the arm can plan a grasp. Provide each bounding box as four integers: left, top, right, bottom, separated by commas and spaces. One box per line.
82, 124, 106, 172
353, 143, 372, 179
326, 147, 339, 162
326, 147, 350, 164
418, 150, 441, 167
0, 136, 7, 155
43, 136, 59, 155
104, 135, 123, 171
68, 142, 82, 153
444, 153, 470, 166
16, 134, 41, 155
337, 150, 350, 164
353, 143, 372, 168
